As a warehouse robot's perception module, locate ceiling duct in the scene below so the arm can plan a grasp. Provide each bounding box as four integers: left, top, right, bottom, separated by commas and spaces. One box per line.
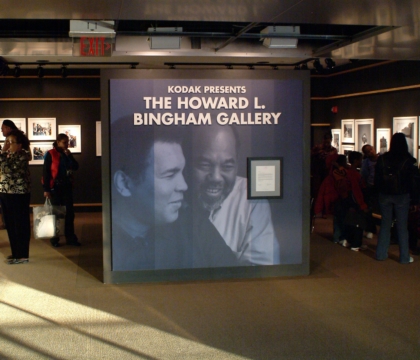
69, 20, 116, 38
260, 26, 300, 49
147, 27, 182, 49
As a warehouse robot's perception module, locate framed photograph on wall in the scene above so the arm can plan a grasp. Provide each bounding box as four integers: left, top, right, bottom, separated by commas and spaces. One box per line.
247, 157, 283, 199
393, 116, 418, 157
0, 118, 26, 134
376, 128, 391, 155
355, 118, 374, 152
341, 119, 354, 143
29, 142, 53, 165
58, 125, 81, 153
28, 118, 56, 141
96, 121, 101, 156
331, 128, 341, 153
342, 144, 354, 162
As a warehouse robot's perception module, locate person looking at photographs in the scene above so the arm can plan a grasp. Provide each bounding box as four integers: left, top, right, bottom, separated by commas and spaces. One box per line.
374, 132, 419, 264
112, 122, 190, 271
311, 131, 338, 200
1, 119, 18, 138
0, 120, 20, 230
43, 133, 80, 247
361, 144, 379, 238
191, 124, 279, 267
0, 130, 31, 264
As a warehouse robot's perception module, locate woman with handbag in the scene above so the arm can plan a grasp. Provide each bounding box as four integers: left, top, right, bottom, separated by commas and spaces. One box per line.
43, 133, 80, 247
374, 132, 419, 264
0, 129, 31, 264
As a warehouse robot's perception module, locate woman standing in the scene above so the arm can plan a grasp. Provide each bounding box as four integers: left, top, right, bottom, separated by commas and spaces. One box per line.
43, 133, 80, 247
374, 132, 419, 264
0, 129, 31, 264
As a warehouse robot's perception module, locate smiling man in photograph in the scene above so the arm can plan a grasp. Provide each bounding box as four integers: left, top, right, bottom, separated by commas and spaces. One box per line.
191, 124, 280, 267
111, 121, 190, 271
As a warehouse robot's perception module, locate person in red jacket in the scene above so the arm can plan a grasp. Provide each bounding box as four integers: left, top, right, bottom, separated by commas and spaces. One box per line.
43, 133, 80, 247
315, 153, 368, 249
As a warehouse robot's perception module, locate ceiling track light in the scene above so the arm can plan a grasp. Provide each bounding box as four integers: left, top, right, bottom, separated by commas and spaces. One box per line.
13, 65, 21, 78
313, 59, 323, 72
325, 58, 336, 69
37, 65, 44, 78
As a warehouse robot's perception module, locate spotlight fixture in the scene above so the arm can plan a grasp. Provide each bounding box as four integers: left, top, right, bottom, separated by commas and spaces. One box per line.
325, 58, 336, 69
13, 65, 21, 78
300, 63, 309, 70
37, 65, 44, 78
313, 59, 323, 72
61, 65, 68, 78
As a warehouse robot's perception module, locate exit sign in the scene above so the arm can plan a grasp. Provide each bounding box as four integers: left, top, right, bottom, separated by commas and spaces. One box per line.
75, 37, 113, 57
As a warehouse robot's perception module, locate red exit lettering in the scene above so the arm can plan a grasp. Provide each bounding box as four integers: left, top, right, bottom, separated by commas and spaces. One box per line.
80, 37, 111, 56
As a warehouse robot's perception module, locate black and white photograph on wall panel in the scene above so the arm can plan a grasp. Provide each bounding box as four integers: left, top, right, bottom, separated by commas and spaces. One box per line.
96, 121, 101, 156
28, 118, 56, 141
341, 119, 354, 143
58, 125, 81, 153
355, 119, 374, 152
376, 128, 391, 155
29, 142, 54, 165
331, 128, 341, 153
342, 144, 354, 162
393, 116, 418, 157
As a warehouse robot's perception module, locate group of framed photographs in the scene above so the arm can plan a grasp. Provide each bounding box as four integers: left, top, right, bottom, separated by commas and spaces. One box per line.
333, 116, 419, 160
0, 118, 81, 165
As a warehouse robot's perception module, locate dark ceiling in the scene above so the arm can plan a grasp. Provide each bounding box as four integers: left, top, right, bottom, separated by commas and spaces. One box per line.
0, 0, 419, 74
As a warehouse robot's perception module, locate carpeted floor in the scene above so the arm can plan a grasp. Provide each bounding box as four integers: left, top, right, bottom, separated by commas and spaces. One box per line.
0, 213, 419, 359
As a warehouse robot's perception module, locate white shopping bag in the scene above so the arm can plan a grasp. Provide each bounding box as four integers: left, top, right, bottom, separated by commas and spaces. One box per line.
36, 214, 56, 238
33, 199, 66, 239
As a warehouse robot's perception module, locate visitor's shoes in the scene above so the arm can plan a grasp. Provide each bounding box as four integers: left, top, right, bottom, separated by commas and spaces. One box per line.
339, 240, 349, 247
7, 258, 29, 265
350, 247, 360, 251
364, 232, 373, 239
360, 244, 368, 251
409, 257, 414, 263
66, 235, 81, 246
50, 237, 60, 247
7, 255, 13, 259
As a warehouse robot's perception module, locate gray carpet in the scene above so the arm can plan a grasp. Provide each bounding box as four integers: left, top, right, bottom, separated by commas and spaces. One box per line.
0, 213, 419, 359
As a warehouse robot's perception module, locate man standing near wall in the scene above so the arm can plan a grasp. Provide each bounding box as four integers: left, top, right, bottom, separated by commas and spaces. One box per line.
191, 124, 280, 267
